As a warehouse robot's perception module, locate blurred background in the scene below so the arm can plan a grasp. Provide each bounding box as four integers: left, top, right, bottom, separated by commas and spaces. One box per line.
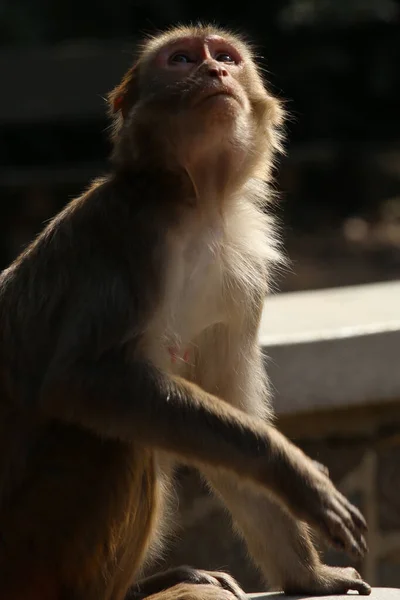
1, 0, 400, 592
1, 0, 400, 290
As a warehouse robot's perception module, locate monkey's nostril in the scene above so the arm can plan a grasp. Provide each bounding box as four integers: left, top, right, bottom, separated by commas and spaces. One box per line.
207, 66, 228, 78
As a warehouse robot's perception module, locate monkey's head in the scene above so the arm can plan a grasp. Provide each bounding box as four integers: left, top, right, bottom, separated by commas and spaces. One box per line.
109, 25, 284, 185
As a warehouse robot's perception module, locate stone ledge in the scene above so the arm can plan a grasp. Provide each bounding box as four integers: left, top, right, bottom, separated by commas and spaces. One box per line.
259, 281, 400, 415
249, 589, 400, 599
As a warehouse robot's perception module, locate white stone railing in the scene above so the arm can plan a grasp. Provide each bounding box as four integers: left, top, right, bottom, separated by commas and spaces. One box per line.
260, 280, 400, 416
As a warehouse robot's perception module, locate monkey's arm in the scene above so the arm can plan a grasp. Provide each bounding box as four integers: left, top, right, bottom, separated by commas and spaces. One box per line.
194, 322, 370, 594
39, 267, 366, 557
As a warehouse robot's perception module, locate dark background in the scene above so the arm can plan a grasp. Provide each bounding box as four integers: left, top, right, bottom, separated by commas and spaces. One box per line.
1, 0, 399, 291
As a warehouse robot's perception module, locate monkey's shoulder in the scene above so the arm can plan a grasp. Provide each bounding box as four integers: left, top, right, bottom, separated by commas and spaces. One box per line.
0, 175, 167, 348
3, 175, 167, 279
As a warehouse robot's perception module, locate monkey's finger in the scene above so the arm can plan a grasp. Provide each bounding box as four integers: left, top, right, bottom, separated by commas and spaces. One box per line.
336, 506, 369, 555
340, 496, 368, 532
335, 489, 367, 525
353, 580, 373, 596
321, 509, 366, 558
357, 534, 368, 556
331, 535, 363, 559
210, 573, 246, 600
338, 512, 368, 556
339, 525, 366, 559
198, 574, 224, 588
332, 536, 363, 560
343, 572, 372, 596
312, 460, 329, 477
328, 497, 368, 556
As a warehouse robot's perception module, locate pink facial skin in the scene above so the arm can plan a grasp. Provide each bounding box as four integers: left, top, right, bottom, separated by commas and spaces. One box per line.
154, 35, 244, 72
151, 36, 247, 110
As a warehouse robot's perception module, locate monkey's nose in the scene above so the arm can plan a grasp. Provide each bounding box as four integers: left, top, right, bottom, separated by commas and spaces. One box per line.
207, 64, 229, 78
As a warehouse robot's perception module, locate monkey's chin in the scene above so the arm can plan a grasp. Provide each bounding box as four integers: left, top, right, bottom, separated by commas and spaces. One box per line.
197, 95, 244, 128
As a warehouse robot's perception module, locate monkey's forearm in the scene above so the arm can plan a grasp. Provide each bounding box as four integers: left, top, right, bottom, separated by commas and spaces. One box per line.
40, 356, 312, 503
40, 353, 369, 559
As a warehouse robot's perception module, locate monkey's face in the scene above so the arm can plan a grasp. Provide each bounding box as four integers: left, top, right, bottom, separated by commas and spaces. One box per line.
143, 35, 250, 117
137, 33, 270, 145
110, 26, 284, 175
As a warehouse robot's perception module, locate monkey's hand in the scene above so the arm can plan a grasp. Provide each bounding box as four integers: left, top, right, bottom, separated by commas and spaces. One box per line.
128, 567, 246, 600
277, 451, 368, 560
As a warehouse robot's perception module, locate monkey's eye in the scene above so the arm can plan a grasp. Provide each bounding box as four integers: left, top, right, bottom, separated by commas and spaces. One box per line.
215, 52, 235, 63
170, 53, 193, 64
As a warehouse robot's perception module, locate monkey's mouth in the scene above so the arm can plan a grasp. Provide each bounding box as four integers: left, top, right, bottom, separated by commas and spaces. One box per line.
204, 91, 237, 102
194, 88, 241, 107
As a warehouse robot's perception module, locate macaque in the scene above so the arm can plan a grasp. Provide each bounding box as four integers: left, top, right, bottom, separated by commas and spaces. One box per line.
0, 24, 371, 600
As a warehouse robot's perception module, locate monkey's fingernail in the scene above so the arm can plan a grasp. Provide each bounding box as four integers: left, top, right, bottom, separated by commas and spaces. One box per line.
357, 581, 372, 596
351, 509, 368, 530
357, 516, 368, 531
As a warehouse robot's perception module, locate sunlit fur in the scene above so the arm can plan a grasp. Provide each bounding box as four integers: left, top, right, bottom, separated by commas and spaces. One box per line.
109, 25, 293, 593
109, 25, 290, 592
105, 27, 368, 597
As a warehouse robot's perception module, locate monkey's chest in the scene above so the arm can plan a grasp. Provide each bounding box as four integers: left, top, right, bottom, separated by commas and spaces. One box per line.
153, 232, 226, 369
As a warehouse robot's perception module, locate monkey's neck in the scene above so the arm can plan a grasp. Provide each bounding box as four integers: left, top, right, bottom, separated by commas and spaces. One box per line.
113, 124, 255, 210
183, 150, 253, 210
114, 165, 196, 209
113, 143, 253, 215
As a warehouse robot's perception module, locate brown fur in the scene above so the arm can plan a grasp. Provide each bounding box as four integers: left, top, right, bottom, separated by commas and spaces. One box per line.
0, 24, 370, 600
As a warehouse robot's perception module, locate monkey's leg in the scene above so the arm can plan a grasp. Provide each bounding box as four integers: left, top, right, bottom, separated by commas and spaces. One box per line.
203, 472, 371, 596
128, 567, 246, 600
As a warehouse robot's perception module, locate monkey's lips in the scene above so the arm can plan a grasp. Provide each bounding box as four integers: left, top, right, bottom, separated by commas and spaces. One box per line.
194, 87, 241, 107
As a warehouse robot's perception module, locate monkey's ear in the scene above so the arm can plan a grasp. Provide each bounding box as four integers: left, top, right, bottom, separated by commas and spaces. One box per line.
108, 63, 139, 118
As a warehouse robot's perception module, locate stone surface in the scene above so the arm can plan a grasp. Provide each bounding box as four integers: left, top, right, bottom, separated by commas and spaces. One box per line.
259, 281, 400, 415
249, 590, 400, 599
259, 281, 400, 344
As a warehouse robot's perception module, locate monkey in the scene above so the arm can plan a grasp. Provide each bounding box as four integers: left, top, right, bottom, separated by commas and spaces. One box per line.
0, 24, 371, 600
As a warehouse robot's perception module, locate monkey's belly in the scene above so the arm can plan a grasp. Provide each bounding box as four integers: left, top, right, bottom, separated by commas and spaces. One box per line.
0, 423, 160, 600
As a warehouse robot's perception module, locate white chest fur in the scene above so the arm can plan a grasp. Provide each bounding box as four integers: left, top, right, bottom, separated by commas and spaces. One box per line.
145, 192, 280, 372
159, 221, 225, 368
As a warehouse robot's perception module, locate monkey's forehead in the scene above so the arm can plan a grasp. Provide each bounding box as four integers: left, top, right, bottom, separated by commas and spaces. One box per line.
140, 24, 255, 61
